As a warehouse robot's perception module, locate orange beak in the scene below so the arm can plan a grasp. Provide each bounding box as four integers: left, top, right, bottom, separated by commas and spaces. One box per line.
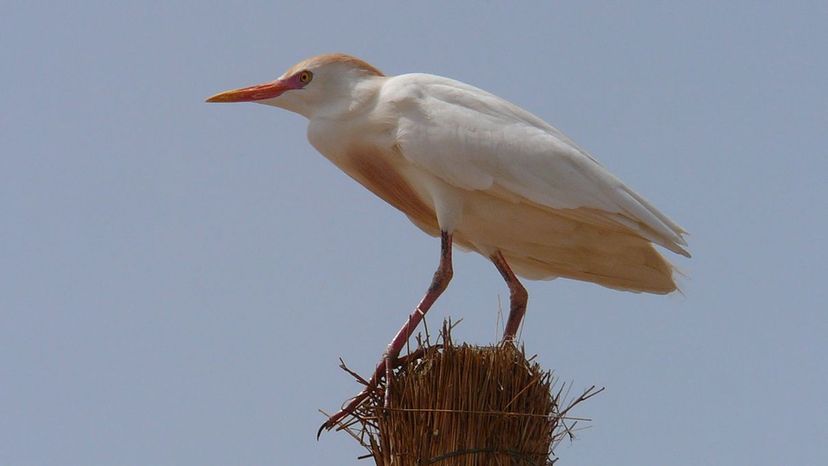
205, 79, 293, 103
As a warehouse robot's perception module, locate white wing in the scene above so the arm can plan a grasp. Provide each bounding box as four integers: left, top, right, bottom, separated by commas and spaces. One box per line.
382, 73, 689, 257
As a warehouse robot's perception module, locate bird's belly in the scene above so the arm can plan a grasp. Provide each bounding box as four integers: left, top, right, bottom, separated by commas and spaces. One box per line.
452, 191, 627, 256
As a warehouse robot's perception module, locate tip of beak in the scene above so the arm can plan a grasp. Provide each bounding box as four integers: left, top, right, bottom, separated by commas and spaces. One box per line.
205, 92, 230, 103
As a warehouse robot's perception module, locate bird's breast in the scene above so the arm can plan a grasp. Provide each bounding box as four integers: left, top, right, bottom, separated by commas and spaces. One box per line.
308, 118, 440, 235
339, 145, 439, 234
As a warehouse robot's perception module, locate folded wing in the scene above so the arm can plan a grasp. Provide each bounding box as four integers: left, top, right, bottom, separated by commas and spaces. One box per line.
386, 74, 689, 258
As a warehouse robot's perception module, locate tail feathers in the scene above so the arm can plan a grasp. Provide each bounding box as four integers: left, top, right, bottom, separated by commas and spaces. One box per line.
503, 238, 679, 294
451, 192, 687, 294
552, 204, 690, 259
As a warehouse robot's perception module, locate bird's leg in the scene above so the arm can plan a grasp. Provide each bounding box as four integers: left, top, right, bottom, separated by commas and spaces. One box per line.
319, 231, 453, 437
491, 251, 528, 342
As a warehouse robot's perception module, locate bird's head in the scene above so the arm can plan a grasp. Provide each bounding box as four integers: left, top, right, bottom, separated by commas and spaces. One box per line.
206, 53, 384, 118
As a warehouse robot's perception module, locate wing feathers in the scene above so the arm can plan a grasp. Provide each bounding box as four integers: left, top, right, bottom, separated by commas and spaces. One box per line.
385, 73, 689, 259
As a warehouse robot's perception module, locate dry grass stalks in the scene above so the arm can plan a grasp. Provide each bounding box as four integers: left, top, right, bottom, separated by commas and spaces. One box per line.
324, 321, 602, 465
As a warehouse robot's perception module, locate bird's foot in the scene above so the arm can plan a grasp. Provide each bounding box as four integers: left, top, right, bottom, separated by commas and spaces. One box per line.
317, 353, 398, 439
317, 389, 373, 438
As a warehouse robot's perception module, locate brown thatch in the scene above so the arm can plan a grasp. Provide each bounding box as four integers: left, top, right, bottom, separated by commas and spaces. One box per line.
325, 321, 602, 465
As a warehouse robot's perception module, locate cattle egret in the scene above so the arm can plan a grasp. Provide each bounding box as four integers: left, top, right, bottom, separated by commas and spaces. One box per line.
206, 53, 690, 434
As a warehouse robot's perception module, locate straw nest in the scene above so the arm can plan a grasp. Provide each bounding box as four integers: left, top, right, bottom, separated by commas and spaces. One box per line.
326, 321, 601, 465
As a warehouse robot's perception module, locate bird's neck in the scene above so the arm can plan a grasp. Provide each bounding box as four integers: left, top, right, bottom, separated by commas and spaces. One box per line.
312, 76, 386, 120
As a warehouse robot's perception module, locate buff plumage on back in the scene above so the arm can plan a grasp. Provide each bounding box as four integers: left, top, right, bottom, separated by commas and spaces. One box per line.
285, 53, 385, 77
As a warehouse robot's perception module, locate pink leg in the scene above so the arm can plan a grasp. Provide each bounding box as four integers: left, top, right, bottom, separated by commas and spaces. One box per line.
491, 251, 528, 342
319, 231, 453, 436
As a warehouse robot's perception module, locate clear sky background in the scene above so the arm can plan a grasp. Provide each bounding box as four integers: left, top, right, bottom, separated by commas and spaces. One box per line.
2, 2, 826, 465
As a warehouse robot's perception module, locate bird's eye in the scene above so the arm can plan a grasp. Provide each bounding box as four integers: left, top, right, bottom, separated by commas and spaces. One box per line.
298, 70, 313, 84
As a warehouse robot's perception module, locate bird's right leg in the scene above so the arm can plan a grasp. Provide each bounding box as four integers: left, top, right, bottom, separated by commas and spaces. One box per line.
318, 231, 454, 437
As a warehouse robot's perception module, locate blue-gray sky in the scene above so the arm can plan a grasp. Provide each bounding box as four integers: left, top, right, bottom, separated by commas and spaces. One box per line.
2, 2, 826, 465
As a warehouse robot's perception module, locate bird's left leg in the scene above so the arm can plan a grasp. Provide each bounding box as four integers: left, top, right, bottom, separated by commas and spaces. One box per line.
319, 231, 454, 437
491, 251, 528, 342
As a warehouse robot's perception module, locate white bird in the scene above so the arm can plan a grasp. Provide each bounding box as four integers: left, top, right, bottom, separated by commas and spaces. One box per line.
206, 53, 689, 433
